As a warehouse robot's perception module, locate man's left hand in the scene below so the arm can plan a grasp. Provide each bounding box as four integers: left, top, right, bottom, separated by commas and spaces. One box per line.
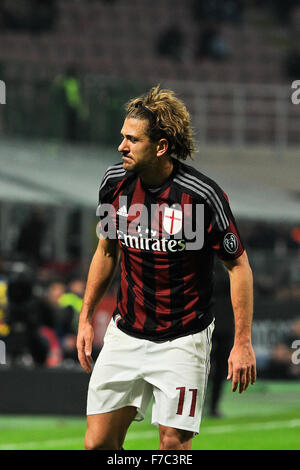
227, 343, 256, 393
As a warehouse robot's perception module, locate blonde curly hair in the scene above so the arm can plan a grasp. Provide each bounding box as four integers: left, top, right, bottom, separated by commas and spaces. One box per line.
125, 85, 195, 160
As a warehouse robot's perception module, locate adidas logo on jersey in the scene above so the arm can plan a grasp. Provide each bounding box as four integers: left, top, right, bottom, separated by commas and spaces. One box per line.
117, 205, 128, 217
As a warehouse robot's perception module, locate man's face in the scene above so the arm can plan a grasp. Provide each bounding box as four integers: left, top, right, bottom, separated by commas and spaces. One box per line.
118, 117, 157, 172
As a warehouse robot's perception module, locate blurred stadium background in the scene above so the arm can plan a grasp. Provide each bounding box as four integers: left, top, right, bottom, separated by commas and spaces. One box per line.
0, 0, 299, 450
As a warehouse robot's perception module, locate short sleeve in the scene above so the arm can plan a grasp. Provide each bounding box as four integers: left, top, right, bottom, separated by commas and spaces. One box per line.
207, 190, 244, 261
98, 162, 126, 206
97, 185, 114, 239
97, 167, 118, 238
96, 163, 127, 239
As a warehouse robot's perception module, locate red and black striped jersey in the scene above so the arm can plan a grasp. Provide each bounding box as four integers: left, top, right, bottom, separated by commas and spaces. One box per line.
97, 157, 244, 341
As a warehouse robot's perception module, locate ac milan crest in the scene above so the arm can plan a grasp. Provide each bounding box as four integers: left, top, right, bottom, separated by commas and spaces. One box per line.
163, 205, 183, 235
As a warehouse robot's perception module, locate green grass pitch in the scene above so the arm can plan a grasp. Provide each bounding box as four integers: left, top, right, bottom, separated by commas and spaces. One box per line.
0, 380, 299, 450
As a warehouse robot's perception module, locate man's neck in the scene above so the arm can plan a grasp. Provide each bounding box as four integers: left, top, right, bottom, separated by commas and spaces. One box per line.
139, 157, 174, 187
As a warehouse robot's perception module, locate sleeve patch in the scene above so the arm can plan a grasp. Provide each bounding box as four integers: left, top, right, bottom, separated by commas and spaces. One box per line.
223, 232, 239, 254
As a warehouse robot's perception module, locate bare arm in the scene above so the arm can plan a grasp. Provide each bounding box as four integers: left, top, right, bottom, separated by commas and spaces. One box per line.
221, 250, 257, 393
77, 237, 120, 372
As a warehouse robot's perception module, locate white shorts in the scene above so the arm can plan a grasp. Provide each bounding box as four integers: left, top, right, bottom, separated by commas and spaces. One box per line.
87, 318, 214, 435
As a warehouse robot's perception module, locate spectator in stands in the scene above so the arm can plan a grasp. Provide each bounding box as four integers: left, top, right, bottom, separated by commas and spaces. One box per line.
52, 66, 88, 142
5, 269, 62, 367
15, 208, 46, 266
57, 276, 85, 361
44, 279, 66, 327
195, 23, 230, 61
156, 26, 185, 62
46, 279, 66, 306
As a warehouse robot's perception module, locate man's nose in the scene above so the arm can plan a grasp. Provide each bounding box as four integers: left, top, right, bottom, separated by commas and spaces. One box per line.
118, 138, 127, 152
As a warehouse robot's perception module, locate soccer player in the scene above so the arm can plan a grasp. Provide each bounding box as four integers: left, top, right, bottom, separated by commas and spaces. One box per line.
76, 86, 256, 450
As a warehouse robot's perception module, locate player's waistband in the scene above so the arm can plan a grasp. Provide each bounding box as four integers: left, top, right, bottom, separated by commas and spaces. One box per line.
112, 309, 214, 343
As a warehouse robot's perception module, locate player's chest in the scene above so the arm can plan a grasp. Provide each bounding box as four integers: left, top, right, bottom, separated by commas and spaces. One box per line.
111, 192, 205, 253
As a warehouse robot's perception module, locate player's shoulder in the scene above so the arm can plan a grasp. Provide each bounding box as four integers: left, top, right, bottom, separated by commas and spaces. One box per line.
99, 161, 136, 203
174, 159, 232, 231
100, 162, 126, 190
174, 158, 227, 202
98, 162, 126, 202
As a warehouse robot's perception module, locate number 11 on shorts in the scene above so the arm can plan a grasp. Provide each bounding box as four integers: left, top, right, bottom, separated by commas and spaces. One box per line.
176, 387, 198, 417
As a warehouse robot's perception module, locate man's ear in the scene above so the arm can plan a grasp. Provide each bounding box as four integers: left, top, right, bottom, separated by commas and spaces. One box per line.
156, 138, 169, 157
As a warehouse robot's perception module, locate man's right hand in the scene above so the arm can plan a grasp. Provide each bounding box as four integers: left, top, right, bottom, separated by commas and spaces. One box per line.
77, 319, 94, 373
